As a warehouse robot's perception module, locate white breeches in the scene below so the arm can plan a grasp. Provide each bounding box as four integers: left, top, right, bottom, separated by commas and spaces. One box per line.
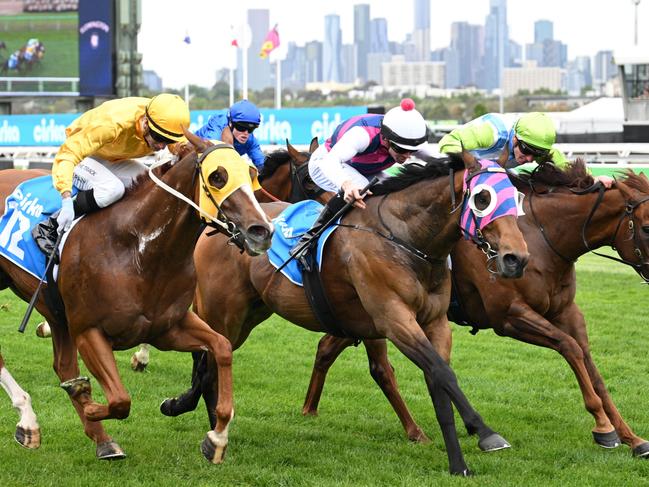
308, 145, 370, 193
73, 157, 147, 208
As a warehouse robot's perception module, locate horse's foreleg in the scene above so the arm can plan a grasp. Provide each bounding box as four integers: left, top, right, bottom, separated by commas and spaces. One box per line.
153, 311, 234, 464
0, 353, 41, 448
553, 303, 649, 457
302, 334, 355, 416
49, 322, 120, 459
159, 351, 206, 419
130, 343, 150, 372
74, 327, 132, 421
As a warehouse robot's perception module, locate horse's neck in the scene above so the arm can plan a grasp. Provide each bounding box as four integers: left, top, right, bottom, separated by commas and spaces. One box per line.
380, 171, 463, 260
112, 157, 202, 261
533, 189, 626, 262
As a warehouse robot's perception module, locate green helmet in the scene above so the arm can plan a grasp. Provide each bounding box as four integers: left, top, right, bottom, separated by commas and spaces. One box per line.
514, 112, 556, 150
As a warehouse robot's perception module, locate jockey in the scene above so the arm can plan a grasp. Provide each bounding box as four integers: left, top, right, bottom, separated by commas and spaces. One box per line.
438, 112, 614, 188
7, 51, 21, 70
291, 98, 431, 268
36, 94, 190, 250
194, 99, 265, 172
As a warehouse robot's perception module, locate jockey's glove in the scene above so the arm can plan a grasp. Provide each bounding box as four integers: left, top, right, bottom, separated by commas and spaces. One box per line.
57, 197, 75, 234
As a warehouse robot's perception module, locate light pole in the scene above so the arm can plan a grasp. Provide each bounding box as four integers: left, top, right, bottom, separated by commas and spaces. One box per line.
633, 0, 642, 46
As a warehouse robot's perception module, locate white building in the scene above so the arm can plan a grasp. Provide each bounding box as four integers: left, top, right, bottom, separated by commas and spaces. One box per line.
502, 62, 563, 96
381, 56, 445, 88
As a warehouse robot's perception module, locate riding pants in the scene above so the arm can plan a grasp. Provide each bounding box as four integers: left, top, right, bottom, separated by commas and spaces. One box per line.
308, 145, 370, 193
72, 156, 147, 208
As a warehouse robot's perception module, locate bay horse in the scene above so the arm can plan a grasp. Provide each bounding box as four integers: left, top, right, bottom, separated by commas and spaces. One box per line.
161, 151, 530, 475
299, 161, 649, 458
0, 134, 273, 462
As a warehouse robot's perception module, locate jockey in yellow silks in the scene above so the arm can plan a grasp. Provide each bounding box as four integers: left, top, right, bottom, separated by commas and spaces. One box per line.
49, 94, 190, 235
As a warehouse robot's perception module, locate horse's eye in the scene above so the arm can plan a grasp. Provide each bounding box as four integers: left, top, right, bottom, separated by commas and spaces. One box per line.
642, 225, 649, 236
475, 192, 490, 210
208, 167, 228, 189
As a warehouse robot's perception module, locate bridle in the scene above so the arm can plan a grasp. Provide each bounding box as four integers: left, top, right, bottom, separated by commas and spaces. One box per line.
147, 144, 247, 249
289, 158, 326, 203
527, 177, 649, 283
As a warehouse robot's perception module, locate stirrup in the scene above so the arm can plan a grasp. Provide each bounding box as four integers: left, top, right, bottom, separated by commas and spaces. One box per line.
31, 217, 60, 262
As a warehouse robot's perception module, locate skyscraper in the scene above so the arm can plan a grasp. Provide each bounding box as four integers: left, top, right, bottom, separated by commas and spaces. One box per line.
413, 0, 430, 61
446, 22, 484, 88
534, 20, 553, 44
242, 9, 271, 91
323, 14, 342, 82
354, 4, 370, 82
593, 50, 616, 90
483, 0, 509, 90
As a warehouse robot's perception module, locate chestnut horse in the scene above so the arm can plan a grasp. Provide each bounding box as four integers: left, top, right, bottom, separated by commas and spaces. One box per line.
0, 134, 273, 462
161, 151, 530, 475
300, 161, 649, 458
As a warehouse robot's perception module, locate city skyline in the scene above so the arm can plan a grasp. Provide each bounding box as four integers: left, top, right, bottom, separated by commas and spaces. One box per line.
139, 0, 649, 90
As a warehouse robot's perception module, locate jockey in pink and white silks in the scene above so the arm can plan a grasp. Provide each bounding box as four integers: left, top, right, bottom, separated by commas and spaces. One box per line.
291, 99, 434, 267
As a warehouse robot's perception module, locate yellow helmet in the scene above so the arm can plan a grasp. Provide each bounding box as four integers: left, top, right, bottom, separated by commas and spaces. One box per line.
145, 94, 190, 142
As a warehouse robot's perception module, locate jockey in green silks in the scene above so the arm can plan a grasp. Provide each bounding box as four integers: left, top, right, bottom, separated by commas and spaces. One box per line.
438, 112, 614, 188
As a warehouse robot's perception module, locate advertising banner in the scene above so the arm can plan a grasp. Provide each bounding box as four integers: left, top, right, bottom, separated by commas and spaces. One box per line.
78, 0, 114, 96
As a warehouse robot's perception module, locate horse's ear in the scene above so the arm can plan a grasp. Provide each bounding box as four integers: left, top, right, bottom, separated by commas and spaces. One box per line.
497, 144, 510, 167
308, 136, 319, 154
183, 126, 211, 153
286, 139, 305, 163
461, 149, 480, 172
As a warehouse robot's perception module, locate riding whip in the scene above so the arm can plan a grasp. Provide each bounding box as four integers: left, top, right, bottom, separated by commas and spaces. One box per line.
275, 177, 379, 273
18, 230, 64, 333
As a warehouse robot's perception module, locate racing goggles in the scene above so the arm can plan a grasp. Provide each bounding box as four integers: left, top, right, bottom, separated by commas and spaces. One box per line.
232, 122, 258, 134
389, 141, 415, 155
149, 129, 176, 145
517, 139, 550, 158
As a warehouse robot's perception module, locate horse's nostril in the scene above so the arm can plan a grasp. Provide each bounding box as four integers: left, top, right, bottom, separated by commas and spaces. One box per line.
503, 253, 519, 268
248, 224, 272, 243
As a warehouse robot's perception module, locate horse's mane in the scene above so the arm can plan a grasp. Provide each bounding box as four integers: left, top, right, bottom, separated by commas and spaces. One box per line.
619, 170, 649, 194
508, 158, 594, 191
125, 159, 179, 196
258, 149, 292, 181
371, 153, 465, 196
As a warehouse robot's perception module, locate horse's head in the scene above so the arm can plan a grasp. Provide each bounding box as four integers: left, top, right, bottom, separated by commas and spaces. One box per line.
610, 171, 649, 282
459, 150, 529, 278
185, 129, 274, 255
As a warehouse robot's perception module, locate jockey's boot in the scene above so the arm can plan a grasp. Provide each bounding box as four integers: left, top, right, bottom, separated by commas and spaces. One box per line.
32, 189, 100, 258
290, 192, 346, 272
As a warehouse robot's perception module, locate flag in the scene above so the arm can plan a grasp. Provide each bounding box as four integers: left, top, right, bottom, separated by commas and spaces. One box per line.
259, 24, 280, 59
183, 32, 191, 45
230, 25, 239, 47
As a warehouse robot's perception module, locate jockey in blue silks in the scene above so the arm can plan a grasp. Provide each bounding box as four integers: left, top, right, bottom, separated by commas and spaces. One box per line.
195, 100, 265, 172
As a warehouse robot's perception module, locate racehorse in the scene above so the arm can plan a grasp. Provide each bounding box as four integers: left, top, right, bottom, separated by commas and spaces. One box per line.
299, 161, 649, 458
129, 137, 326, 371
159, 150, 530, 475
0, 133, 273, 462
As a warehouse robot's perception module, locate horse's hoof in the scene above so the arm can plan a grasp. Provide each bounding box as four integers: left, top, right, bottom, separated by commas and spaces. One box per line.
35, 322, 51, 338
130, 355, 148, 372
407, 429, 431, 444
451, 468, 474, 476
96, 440, 126, 460
14, 426, 41, 449
60, 377, 91, 397
478, 433, 511, 452
592, 430, 621, 448
632, 442, 649, 458
201, 431, 228, 464
160, 398, 185, 417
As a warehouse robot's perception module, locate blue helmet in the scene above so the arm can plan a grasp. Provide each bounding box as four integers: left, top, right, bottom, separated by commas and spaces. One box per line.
228, 100, 261, 125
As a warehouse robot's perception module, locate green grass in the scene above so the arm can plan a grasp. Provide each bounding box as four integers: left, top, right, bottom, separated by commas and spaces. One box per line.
1, 253, 649, 486
0, 13, 78, 78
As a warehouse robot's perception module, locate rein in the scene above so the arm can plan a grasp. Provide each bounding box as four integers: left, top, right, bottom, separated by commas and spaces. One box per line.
528, 177, 649, 282
289, 159, 326, 203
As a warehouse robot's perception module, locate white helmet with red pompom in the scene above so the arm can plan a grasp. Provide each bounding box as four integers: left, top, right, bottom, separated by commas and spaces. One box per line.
381, 98, 428, 150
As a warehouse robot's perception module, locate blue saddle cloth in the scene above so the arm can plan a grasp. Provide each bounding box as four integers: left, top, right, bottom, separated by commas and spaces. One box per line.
0, 176, 71, 282
267, 200, 340, 287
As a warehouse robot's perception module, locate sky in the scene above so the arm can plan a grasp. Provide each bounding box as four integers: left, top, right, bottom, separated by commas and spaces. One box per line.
138, 0, 649, 90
